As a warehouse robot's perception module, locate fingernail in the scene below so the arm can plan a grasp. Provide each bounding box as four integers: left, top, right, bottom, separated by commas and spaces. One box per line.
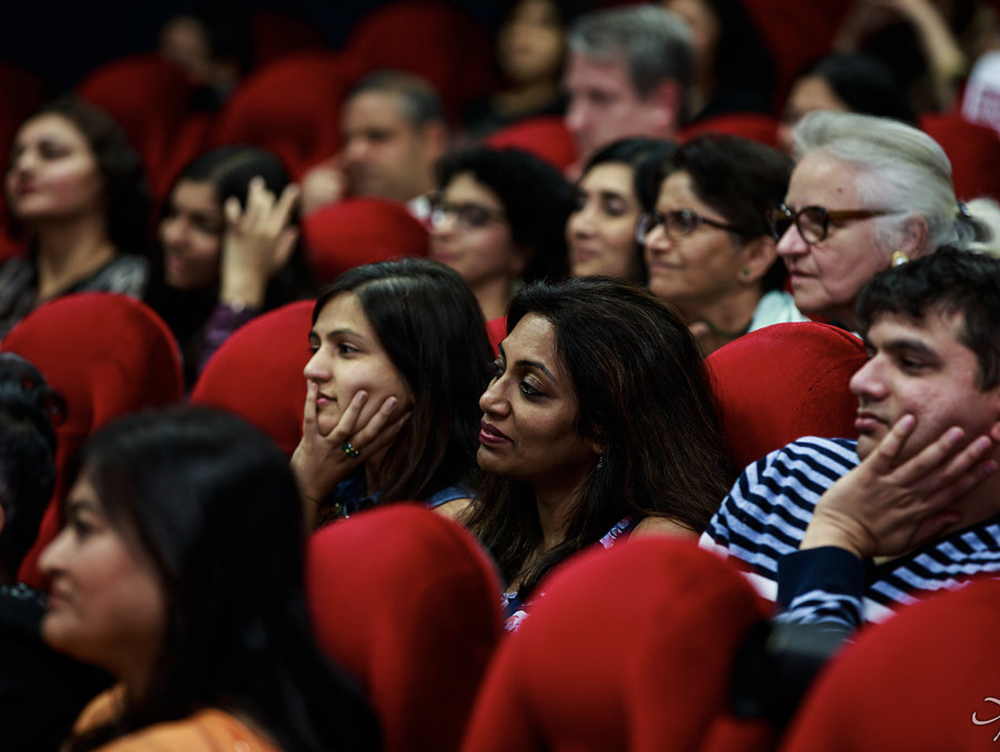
357, 391, 368, 403
387, 397, 398, 409
947, 427, 964, 443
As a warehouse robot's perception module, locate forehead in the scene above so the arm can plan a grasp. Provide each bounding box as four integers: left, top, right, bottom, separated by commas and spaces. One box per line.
16, 113, 89, 147
658, 170, 710, 211
787, 76, 850, 115
505, 313, 565, 370
342, 91, 411, 131
565, 53, 637, 98
786, 152, 864, 207
314, 292, 374, 334
580, 162, 635, 196
170, 179, 218, 212
866, 307, 970, 354
443, 171, 505, 209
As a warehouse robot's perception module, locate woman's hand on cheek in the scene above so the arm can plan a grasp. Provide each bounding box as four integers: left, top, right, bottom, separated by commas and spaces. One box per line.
291, 383, 411, 527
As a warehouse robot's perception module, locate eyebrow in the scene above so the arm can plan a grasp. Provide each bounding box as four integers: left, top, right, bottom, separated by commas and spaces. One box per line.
311, 327, 366, 341
498, 343, 556, 381
866, 335, 939, 360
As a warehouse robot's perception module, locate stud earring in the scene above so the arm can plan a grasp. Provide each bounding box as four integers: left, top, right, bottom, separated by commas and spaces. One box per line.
890, 251, 909, 267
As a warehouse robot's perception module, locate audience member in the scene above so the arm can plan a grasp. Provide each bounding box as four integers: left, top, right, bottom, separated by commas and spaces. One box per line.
430, 146, 572, 320
299, 71, 449, 219
563, 4, 694, 172
566, 136, 675, 283
640, 134, 806, 356
0, 98, 150, 339
702, 250, 1000, 634
292, 258, 493, 528
145, 145, 313, 387
777, 54, 917, 154
42, 407, 380, 752
0, 353, 109, 752
463, 0, 589, 140
465, 277, 735, 630
770, 110, 1000, 332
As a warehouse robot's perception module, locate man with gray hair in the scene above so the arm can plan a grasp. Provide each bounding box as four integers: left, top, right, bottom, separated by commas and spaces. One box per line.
301, 70, 449, 217
564, 3, 693, 171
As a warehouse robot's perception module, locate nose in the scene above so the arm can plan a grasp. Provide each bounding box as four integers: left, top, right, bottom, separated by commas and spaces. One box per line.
642, 222, 672, 256
565, 98, 590, 145
303, 347, 331, 384
479, 373, 509, 416
343, 136, 369, 165
38, 526, 70, 579
159, 215, 186, 248
776, 223, 808, 258
568, 202, 594, 239
849, 355, 888, 402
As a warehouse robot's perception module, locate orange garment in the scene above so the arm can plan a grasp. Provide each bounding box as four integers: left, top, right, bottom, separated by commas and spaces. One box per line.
72, 687, 283, 752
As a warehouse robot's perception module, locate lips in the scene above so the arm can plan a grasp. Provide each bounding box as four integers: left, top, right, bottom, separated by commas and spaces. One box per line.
855, 411, 887, 433
316, 392, 335, 407
479, 420, 511, 446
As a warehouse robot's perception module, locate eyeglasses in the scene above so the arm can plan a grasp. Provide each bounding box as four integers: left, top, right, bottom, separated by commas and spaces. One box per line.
635, 209, 748, 244
766, 203, 905, 244
429, 197, 507, 230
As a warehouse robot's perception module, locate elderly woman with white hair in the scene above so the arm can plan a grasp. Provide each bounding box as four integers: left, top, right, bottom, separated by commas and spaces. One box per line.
769, 110, 1000, 331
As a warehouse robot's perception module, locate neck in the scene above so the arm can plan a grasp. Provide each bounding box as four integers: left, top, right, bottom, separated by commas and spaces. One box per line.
677, 286, 762, 354
474, 276, 515, 321
494, 79, 561, 116
33, 216, 116, 302
533, 472, 590, 550
943, 468, 1000, 535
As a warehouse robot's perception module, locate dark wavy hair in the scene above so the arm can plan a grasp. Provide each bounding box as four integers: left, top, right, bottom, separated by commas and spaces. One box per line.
0, 353, 64, 581
435, 145, 573, 282
11, 97, 152, 254
795, 54, 918, 126
59, 406, 379, 752
466, 276, 736, 597
313, 258, 494, 508
659, 133, 793, 292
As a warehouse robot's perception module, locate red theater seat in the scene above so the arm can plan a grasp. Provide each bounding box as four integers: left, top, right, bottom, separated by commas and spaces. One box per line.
681, 113, 781, 149
189, 300, 314, 456
308, 505, 502, 752
484, 116, 578, 172
1, 293, 183, 585
920, 112, 1000, 201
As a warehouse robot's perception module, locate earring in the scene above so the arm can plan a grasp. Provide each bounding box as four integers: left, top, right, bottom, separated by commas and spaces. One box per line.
890, 251, 909, 267
741, 268, 751, 277
596, 454, 604, 470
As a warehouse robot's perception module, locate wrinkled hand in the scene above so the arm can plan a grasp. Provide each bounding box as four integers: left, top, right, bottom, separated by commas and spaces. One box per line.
802, 414, 1000, 559
220, 177, 300, 309
290, 383, 410, 526
299, 158, 347, 217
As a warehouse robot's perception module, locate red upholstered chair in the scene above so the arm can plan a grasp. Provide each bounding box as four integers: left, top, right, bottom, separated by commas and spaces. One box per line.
920, 113, 1000, 201
460, 538, 775, 752
483, 116, 578, 172
307, 505, 503, 752
780, 577, 1000, 752
346, 1, 497, 121
680, 113, 781, 149
706, 322, 865, 470
76, 55, 201, 198
189, 300, 313, 456
210, 52, 362, 179
0, 293, 183, 585
249, 9, 327, 68
302, 198, 429, 284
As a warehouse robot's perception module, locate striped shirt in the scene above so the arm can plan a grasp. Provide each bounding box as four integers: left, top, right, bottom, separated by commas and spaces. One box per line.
700, 436, 1000, 632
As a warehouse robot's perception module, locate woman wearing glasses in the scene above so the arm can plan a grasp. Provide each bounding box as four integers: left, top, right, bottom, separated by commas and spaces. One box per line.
770, 110, 1000, 332
429, 146, 573, 320
639, 134, 806, 356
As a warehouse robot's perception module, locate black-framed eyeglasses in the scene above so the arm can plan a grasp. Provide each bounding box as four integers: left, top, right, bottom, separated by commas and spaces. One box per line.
429, 195, 507, 230
766, 203, 905, 244
635, 209, 748, 244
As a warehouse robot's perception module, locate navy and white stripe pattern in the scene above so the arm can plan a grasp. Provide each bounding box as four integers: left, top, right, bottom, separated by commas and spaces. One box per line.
700, 436, 1000, 632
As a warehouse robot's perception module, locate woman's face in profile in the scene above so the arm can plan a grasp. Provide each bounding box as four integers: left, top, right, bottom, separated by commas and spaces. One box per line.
305, 292, 413, 437
6, 114, 105, 225
478, 312, 600, 489
566, 161, 642, 280
159, 178, 224, 290
39, 471, 166, 687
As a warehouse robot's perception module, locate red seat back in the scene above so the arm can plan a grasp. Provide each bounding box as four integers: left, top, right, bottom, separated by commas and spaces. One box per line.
484, 116, 578, 172
920, 112, 1000, 201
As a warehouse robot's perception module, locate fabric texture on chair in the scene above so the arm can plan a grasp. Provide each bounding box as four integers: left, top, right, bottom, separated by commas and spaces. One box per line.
189, 300, 313, 457
706, 322, 865, 470
1, 293, 183, 585
307, 505, 503, 752
483, 116, 578, 172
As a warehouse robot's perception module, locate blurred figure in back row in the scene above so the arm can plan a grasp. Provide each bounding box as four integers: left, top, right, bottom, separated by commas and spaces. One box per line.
0, 98, 150, 340
300, 71, 449, 220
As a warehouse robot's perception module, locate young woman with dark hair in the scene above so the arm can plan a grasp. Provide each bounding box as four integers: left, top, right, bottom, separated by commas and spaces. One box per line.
40, 406, 379, 752
640, 133, 806, 356
292, 257, 494, 527
0, 97, 151, 338
430, 146, 573, 320
465, 276, 736, 630
566, 136, 675, 283
145, 145, 314, 386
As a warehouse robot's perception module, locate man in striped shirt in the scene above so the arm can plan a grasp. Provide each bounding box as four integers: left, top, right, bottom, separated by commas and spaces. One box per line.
701, 250, 1000, 633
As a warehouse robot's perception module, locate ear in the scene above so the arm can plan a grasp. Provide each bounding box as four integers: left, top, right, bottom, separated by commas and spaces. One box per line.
643, 79, 684, 136
897, 214, 930, 258
420, 121, 450, 166
735, 235, 778, 285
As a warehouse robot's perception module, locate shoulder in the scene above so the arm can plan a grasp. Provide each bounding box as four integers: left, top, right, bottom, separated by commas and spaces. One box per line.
630, 516, 698, 539
80, 256, 149, 298
748, 290, 811, 331
93, 710, 281, 752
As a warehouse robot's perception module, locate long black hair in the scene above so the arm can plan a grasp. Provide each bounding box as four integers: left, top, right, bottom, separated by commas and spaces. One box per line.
60, 406, 379, 752
314, 258, 494, 510
466, 277, 736, 597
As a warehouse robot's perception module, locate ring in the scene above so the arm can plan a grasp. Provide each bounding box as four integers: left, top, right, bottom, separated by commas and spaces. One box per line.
341, 441, 361, 459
